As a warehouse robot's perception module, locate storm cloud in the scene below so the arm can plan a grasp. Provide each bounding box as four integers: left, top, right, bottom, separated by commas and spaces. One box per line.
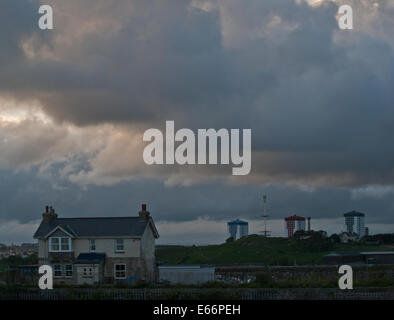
0, 0, 394, 242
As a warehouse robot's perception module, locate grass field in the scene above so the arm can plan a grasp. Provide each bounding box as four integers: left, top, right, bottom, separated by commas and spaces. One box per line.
156, 234, 394, 265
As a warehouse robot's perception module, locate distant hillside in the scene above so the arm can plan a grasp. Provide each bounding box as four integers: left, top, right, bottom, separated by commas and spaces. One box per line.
156, 234, 394, 266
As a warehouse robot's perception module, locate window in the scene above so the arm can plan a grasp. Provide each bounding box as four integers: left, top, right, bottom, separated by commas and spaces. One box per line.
115, 239, 124, 252
61, 238, 70, 251
83, 267, 93, 277
64, 264, 73, 278
53, 264, 73, 278
53, 264, 62, 277
114, 264, 126, 279
50, 238, 59, 251
49, 237, 72, 252
89, 239, 96, 252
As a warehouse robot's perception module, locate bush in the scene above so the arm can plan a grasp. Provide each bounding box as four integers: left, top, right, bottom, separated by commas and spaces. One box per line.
254, 273, 274, 287
225, 237, 234, 243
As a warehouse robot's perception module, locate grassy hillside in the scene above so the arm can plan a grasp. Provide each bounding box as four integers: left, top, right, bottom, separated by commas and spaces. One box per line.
156, 235, 393, 265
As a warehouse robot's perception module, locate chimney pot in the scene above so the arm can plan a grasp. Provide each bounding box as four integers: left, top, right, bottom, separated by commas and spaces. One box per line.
42, 205, 58, 223
139, 204, 150, 221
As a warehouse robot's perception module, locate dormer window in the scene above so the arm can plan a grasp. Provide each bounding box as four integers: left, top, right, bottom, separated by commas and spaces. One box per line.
50, 237, 60, 251
61, 238, 70, 251
49, 237, 72, 252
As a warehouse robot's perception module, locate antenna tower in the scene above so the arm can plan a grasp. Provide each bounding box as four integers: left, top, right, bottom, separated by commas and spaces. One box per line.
261, 194, 271, 237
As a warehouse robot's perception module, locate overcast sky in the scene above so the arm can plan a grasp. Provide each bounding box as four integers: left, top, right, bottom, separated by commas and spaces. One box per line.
1, 0, 394, 244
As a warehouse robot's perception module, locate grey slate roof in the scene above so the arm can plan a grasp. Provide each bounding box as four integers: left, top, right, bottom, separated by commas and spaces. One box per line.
33, 217, 159, 239
75, 253, 105, 264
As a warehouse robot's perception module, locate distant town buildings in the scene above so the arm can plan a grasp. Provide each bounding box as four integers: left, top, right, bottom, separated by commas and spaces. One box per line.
344, 210, 366, 238
338, 231, 359, 243
282, 210, 368, 240
285, 215, 306, 237
227, 219, 249, 240
0, 243, 37, 259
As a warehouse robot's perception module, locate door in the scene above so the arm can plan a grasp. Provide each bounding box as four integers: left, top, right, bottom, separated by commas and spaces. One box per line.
76, 265, 99, 285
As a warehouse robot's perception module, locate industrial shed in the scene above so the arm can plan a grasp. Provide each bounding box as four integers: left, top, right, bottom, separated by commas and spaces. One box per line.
158, 266, 215, 284
323, 251, 394, 265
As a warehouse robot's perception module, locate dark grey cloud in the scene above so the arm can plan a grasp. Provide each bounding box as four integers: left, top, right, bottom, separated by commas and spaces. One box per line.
1, 0, 394, 241
1, 165, 394, 223
0, 0, 38, 62
1, 0, 394, 187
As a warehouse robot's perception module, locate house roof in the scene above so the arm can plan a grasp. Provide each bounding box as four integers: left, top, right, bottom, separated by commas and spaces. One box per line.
360, 251, 394, 255
324, 252, 362, 257
324, 251, 394, 257
33, 217, 159, 239
44, 224, 77, 238
74, 253, 105, 264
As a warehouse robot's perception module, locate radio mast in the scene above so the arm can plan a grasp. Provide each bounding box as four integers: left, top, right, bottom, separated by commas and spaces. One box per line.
261, 194, 271, 237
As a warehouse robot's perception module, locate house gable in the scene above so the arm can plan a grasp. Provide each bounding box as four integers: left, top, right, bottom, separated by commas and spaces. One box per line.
44, 225, 75, 239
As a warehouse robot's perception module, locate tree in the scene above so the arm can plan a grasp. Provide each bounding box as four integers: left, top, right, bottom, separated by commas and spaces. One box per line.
225, 237, 234, 243
329, 234, 340, 243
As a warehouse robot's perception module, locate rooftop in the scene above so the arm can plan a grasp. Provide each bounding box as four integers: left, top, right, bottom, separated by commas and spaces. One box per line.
33, 204, 159, 239
285, 215, 306, 221
75, 253, 106, 264
344, 210, 365, 217
228, 219, 248, 225
324, 251, 394, 257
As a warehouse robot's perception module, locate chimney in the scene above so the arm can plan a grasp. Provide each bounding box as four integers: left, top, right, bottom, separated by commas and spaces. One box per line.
307, 217, 311, 232
42, 205, 58, 224
139, 203, 150, 221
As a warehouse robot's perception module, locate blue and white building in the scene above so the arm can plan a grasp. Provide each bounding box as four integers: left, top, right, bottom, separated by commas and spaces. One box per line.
227, 219, 249, 240
344, 211, 366, 238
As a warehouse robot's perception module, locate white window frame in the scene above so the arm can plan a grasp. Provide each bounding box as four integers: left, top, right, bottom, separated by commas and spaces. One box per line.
50, 237, 60, 251
115, 239, 124, 253
53, 264, 62, 278
64, 264, 73, 278
49, 237, 72, 252
61, 237, 71, 251
114, 264, 126, 280
89, 239, 96, 252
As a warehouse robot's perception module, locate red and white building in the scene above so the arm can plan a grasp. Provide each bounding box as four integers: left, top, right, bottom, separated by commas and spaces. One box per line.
285, 215, 306, 237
